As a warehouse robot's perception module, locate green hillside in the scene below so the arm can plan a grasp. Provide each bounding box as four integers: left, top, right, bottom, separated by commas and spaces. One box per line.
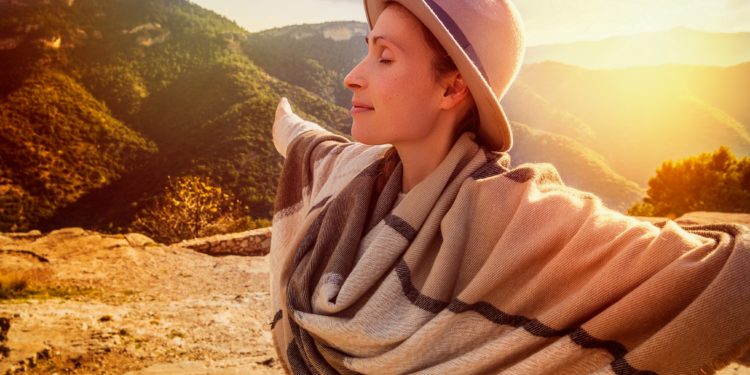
508, 122, 643, 212
0, 69, 157, 231
237, 23, 652, 210
3, 3, 748, 233
502, 81, 596, 146
243, 22, 367, 109
0, 0, 350, 234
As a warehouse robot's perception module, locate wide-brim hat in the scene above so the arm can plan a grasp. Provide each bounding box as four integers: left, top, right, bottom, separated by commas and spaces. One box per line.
363, 0, 525, 152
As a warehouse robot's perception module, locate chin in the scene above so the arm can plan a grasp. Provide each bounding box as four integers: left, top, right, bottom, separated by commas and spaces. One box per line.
351, 122, 400, 146
351, 124, 377, 145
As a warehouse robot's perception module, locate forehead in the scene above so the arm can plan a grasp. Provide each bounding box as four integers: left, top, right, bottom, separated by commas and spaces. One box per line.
368, 5, 427, 50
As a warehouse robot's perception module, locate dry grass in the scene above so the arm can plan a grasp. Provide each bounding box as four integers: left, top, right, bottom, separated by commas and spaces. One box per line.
0, 268, 88, 301
0, 271, 30, 299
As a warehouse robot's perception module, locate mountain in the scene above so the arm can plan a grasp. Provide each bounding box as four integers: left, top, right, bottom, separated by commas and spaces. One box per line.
508, 122, 644, 212
243, 21, 368, 109
0, 69, 157, 231
502, 81, 597, 146
239, 22, 750, 210
525, 28, 750, 69
0, 0, 351, 233
3, 5, 748, 233
513, 62, 750, 186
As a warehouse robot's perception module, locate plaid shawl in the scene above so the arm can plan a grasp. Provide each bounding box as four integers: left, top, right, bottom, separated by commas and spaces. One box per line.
269, 128, 750, 375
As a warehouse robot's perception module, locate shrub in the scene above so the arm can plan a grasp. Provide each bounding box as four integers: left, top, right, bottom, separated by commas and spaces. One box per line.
130, 175, 257, 243
0, 272, 29, 299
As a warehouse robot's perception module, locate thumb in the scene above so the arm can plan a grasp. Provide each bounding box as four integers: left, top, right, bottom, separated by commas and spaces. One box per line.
275, 97, 294, 124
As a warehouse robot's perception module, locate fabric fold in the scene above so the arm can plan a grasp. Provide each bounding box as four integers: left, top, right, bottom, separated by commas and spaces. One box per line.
270, 127, 750, 375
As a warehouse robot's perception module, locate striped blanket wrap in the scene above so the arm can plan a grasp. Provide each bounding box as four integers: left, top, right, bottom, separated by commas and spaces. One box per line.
269, 128, 750, 375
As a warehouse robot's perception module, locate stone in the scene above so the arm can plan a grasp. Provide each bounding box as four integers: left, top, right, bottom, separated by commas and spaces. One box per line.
124, 233, 158, 248
171, 337, 184, 347
2, 230, 43, 241
48, 228, 86, 238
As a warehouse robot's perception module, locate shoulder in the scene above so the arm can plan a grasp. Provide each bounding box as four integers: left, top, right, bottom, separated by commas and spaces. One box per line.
470, 151, 595, 201
464, 152, 620, 229
279, 122, 390, 207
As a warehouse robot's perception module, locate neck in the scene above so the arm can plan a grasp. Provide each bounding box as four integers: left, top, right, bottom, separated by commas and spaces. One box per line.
393, 121, 457, 194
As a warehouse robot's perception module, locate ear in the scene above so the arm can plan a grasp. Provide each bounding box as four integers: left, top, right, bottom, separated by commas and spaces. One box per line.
439, 72, 471, 111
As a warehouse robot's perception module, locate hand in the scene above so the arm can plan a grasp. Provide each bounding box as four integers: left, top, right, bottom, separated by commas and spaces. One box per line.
275, 97, 294, 125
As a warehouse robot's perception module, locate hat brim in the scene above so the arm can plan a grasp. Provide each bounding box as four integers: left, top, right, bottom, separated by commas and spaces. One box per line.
363, 0, 513, 152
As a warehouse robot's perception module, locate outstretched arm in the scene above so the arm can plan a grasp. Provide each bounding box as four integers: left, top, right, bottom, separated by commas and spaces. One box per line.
272, 97, 327, 158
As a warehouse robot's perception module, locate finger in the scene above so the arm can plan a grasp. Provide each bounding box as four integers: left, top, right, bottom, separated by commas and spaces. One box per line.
279, 97, 292, 113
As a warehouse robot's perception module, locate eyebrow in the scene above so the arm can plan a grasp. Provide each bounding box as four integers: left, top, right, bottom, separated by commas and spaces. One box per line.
364, 34, 401, 51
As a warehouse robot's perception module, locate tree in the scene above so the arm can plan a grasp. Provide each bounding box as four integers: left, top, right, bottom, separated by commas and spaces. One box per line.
628, 146, 750, 218
130, 175, 258, 244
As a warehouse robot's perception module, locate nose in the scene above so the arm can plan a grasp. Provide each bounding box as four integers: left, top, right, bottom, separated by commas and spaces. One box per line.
343, 59, 366, 90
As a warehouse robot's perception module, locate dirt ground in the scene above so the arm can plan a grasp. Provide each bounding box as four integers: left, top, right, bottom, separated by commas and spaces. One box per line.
0, 227, 747, 374
0, 228, 284, 374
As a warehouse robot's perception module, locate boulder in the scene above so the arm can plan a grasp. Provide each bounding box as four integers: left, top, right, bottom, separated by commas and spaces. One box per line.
124, 233, 158, 247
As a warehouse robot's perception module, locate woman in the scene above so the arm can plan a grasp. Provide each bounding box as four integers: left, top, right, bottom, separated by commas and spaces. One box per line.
269, 0, 750, 374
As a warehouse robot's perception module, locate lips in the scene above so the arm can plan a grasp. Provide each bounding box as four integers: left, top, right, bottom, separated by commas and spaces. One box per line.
351, 100, 374, 115
351, 100, 373, 110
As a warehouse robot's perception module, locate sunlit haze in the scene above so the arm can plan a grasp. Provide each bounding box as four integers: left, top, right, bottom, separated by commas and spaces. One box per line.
189, 0, 750, 45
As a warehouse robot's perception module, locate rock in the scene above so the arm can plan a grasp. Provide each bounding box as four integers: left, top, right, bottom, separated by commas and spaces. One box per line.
0, 316, 9, 341
171, 337, 185, 347
103, 237, 131, 249
0, 344, 8, 360
37, 347, 50, 360
261, 237, 271, 250
0, 317, 9, 359
2, 230, 43, 241
48, 228, 87, 238
124, 233, 158, 247
258, 357, 275, 367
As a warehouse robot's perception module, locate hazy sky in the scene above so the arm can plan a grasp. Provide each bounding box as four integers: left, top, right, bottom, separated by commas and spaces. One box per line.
190, 0, 750, 46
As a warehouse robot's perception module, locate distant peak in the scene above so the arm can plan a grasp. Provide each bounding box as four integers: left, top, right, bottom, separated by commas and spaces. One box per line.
252, 21, 368, 41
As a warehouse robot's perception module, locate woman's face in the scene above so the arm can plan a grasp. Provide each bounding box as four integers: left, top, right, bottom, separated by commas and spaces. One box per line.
344, 5, 446, 146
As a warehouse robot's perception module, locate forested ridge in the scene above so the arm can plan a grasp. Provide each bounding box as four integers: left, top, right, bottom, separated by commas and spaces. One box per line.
0, 0, 350, 236
242, 22, 750, 213
2, 0, 749, 238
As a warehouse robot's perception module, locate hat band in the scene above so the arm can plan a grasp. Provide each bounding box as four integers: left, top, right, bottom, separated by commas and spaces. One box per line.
423, 0, 489, 82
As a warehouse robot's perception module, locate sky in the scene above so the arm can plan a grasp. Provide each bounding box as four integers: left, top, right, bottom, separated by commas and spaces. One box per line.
190, 0, 750, 46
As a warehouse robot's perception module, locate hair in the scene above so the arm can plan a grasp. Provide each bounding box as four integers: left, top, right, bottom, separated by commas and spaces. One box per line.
372, 1, 480, 200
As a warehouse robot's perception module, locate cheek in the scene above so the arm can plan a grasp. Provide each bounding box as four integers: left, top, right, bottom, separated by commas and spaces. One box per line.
382, 70, 435, 111
383, 74, 440, 133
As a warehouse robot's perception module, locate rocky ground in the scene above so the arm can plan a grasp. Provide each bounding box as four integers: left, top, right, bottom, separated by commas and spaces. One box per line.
0, 228, 283, 374
0, 222, 748, 374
